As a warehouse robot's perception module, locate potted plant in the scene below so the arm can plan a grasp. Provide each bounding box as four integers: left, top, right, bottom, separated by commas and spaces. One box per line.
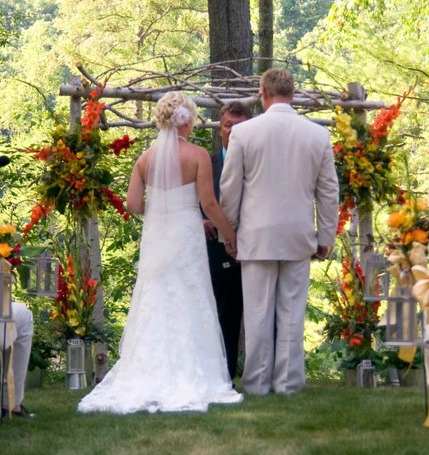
380, 347, 424, 387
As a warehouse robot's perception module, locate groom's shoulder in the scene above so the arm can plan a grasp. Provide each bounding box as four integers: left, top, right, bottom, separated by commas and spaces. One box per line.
233, 112, 265, 132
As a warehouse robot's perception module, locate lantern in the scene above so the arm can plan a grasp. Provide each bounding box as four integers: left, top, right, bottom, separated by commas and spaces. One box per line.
0, 258, 12, 321
66, 338, 87, 390
364, 253, 390, 302
27, 250, 59, 297
356, 359, 377, 388
385, 286, 422, 346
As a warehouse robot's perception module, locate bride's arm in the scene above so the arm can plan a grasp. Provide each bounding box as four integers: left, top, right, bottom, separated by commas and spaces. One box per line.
126, 155, 146, 214
197, 149, 237, 254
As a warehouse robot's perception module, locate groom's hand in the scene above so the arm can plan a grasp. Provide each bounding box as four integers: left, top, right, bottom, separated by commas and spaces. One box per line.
311, 245, 333, 261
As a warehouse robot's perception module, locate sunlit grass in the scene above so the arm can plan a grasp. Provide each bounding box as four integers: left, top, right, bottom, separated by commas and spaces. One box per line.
1, 380, 428, 455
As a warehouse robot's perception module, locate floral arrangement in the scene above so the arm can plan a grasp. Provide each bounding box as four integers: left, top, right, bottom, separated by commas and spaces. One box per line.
387, 192, 429, 256
24, 88, 135, 232
334, 97, 404, 234
0, 223, 22, 268
386, 201, 429, 428
51, 250, 99, 338
324, 234, 382, 368
385, 191, 429, 322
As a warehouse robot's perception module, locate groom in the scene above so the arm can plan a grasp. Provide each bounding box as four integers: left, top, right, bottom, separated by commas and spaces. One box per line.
220, 68, 339, 395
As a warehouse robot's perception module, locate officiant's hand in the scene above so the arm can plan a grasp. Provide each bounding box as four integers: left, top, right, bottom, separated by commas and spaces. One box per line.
203, 220, 218, 240
224, 242, 237, 258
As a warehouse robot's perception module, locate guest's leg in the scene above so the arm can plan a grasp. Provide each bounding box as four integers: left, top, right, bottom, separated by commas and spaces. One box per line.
241, 260, 277, 395
10, 303, 33, 407
272, 258, 310, 394
1, 321, 16, 410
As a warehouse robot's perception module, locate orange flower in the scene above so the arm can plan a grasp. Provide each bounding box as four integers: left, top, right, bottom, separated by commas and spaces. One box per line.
388, 211, 406, 229
0, 243, 13, 257
81, 90, 105, 135
402, 229, 428, 246
22, 202, 53, 236
333, 142, 343, 154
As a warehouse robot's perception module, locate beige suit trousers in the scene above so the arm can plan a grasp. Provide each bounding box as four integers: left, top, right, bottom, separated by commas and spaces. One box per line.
240, 258, 310, 395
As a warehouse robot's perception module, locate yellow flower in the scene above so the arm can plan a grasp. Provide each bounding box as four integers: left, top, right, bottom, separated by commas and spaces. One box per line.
76, 152, 83, 159
74, 327, 86, 337
343, 272, 354, 284
0, 223, 16, 235
56, 139, 66, 150
0, 243, 13, 257
66, 309, 80, 327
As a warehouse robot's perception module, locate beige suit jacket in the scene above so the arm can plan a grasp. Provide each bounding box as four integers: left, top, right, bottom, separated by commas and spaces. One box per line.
220, 103, 339, 261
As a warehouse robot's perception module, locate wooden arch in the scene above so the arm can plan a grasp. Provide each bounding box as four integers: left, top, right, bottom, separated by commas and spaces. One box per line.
59, 63, 384, 382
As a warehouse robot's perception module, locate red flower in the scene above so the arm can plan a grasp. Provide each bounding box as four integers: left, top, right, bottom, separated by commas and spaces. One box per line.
27, 146, 52, 161
369, 97, 403, 145
108, 135, 136, 156
349, 334, 364, 346
101, 186, 130, 221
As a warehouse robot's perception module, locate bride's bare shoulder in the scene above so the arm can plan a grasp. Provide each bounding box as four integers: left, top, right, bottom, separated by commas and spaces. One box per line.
187, 143, 209, 158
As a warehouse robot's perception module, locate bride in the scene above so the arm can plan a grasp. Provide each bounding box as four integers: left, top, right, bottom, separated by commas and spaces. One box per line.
78, 91, 243, 414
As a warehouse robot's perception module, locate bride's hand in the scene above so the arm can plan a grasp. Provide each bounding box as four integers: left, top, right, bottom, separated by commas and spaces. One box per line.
224, 231, 237, 258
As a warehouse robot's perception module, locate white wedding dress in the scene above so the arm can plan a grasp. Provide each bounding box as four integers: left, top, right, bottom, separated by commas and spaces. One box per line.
78, 182, 243, 414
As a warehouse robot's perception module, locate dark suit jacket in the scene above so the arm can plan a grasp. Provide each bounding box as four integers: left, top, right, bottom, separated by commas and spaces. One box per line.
206, 149, 239, 273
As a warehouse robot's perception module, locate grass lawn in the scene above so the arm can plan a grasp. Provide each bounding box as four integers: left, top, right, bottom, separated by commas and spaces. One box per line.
1, 381, 428, 455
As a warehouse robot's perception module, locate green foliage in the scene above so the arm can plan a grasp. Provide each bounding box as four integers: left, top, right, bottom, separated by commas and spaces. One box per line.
28, 301, 61, 371
56, 0, 209, 76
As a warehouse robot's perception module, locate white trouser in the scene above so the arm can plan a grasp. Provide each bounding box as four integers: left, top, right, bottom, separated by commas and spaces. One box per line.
241, 259, 310, 395
0, 302, 33, 408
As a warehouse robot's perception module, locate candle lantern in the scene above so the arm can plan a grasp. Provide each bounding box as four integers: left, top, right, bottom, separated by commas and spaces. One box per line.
0, 258, 12, 321
27, 250, 59, 297
66, 338, 87, 390
357, 359, 377, 388
385, 286, 422, 346
364, 253, 390, 302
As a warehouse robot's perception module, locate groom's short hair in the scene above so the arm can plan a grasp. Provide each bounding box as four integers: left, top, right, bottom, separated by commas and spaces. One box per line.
261, 68, 294, 100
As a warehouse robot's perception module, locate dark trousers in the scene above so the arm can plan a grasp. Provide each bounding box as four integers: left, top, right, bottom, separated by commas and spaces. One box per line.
210, 265, 243, 380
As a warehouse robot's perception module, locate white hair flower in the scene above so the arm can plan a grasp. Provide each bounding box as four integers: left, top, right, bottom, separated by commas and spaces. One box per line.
171, 106, 190, 127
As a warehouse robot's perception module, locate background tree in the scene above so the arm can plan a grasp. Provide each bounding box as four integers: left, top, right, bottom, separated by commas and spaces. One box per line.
257, 0, 273, 74
208, 0, 253, 76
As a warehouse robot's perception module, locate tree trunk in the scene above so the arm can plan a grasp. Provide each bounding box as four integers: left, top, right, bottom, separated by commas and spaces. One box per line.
258, 0, 273, 75
208, 0, 253, 150
208, 0, 253, 77
208, 0, 253, 368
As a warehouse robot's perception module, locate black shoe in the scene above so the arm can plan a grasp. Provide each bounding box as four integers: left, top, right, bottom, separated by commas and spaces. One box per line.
1, 404, 35, 418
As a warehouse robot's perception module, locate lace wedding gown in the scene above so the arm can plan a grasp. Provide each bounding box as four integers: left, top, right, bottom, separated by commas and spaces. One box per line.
78, 183, 243, 414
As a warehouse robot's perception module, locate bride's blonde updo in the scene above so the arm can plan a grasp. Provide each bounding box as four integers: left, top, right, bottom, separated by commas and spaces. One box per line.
155, 91, 198, 129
